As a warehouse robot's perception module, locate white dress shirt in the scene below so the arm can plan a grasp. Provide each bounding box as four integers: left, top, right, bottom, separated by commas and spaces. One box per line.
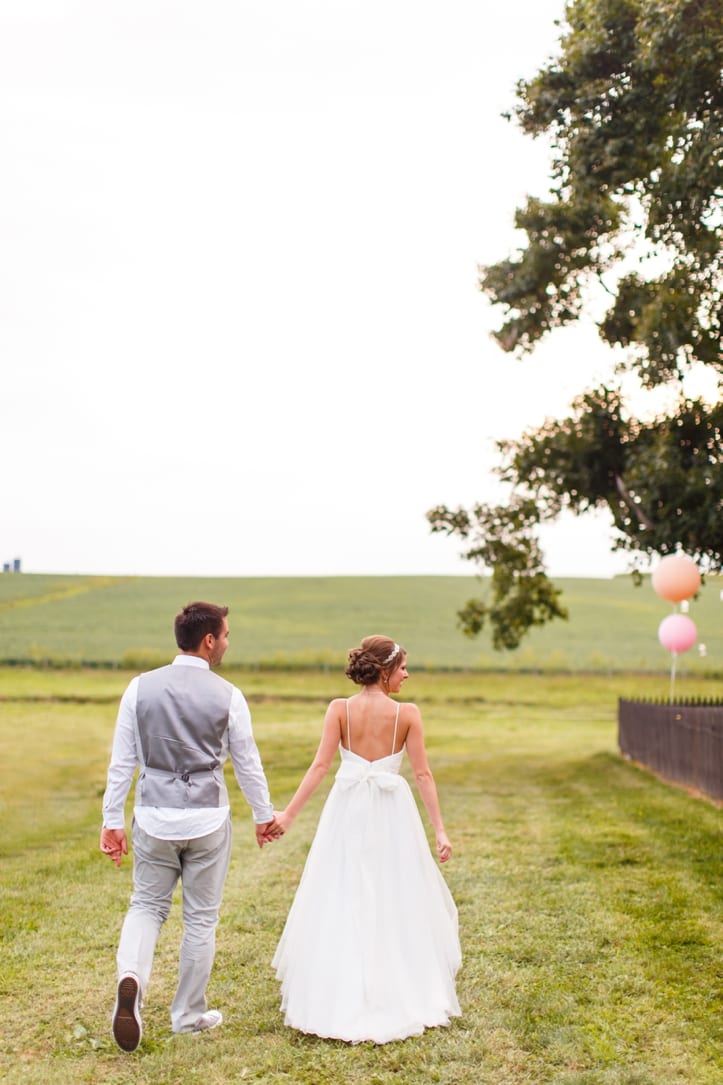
102, 655, 274, 839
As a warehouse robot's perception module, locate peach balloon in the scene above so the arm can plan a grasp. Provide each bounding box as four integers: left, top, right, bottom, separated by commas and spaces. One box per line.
651, 553, 701, 602
658, 614, 697, 654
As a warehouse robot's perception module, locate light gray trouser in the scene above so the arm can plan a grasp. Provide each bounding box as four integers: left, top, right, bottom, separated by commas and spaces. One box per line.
116, 818, 232, 1032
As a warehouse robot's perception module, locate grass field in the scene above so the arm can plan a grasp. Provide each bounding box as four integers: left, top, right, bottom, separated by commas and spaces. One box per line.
1, 667, 721, 1085
0, 572, 721, 673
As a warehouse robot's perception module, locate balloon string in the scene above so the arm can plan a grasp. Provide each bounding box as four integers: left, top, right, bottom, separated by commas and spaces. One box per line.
670, 651, 677, 703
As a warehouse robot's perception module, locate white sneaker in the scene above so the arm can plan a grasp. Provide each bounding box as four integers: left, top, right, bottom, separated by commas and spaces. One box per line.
176, 1010, 223, 1035
112, 973, 142, 1052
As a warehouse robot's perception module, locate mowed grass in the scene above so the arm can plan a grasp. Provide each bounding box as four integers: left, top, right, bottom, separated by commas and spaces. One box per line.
1, 668, 722, 1085
0, 572, 721, 673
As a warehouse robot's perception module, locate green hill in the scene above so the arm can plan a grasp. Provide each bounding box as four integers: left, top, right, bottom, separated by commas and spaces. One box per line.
0, 572, 719, 673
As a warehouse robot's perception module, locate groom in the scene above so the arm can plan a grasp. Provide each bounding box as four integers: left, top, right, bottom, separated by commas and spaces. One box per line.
100, 601, 281, 1052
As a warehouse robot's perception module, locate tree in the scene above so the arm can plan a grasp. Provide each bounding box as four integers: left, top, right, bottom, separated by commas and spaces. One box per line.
428, 0, 722, 650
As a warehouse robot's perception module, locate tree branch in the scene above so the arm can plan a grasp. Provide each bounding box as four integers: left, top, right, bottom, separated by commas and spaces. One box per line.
614, 474, 656, 531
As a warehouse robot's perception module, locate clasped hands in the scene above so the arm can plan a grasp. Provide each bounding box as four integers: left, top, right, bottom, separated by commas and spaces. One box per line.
255, 815, 285, 848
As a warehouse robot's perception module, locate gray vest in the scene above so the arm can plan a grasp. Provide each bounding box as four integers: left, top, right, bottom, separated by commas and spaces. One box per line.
134, 663, 233, 809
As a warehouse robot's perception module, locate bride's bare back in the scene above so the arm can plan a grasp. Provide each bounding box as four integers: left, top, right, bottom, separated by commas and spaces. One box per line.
339, 693, 409, 761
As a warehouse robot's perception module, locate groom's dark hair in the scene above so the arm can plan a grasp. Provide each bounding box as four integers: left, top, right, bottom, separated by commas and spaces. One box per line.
174, 602, 229, 651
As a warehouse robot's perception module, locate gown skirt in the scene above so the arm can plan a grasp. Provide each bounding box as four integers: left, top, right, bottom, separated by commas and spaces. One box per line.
272, 746, 461, 1044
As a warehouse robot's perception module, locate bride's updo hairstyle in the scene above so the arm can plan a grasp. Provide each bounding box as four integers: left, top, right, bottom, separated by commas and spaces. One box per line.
345, 635, 405, 686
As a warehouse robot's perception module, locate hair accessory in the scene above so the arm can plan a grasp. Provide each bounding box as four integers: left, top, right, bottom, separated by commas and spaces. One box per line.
382, 643, 400, 665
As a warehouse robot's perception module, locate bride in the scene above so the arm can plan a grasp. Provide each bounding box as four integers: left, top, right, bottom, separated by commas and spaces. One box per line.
271, 635, 461, 1044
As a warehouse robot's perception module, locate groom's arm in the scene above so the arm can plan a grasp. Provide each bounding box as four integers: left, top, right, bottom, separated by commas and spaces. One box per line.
227, 687, 276, 833
100, 678, 140, 864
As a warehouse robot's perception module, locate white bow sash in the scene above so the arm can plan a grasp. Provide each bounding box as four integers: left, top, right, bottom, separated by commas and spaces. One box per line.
335, 760, 403, 792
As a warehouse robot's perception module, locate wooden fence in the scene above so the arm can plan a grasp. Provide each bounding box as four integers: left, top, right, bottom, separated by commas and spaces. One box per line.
618, 698, 723, 802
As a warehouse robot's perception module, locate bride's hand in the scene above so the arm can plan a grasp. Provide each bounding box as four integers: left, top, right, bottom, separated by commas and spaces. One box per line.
435, 831, 452, 863
274, 809, 293, 834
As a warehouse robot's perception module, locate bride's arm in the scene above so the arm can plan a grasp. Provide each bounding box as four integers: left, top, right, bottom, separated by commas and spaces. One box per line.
275, 699, 343, 832
405, 704, 453, 863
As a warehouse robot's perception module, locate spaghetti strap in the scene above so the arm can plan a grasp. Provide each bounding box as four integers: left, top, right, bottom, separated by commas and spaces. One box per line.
391, 702, 400, 754
346, 698, 352, 752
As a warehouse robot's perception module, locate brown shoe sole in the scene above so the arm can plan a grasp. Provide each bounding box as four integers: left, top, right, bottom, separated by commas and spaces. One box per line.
113, 975, 142, 1052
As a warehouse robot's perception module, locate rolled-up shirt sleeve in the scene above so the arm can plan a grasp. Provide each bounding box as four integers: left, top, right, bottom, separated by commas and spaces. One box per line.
101, 676, 140, 829
227, 687, 274, 823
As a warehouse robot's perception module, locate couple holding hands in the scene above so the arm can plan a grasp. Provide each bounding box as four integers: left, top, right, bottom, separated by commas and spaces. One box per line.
100, 601, 461, 1051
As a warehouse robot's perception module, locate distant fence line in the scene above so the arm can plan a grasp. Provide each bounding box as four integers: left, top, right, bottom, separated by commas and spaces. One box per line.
618, 698, 723, 802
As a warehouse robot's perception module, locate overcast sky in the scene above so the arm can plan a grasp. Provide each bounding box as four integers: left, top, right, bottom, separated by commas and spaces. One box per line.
3, 1, 712, 580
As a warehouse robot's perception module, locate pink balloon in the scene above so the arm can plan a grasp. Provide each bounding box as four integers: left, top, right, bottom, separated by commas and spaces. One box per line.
658, 614, 697, 654
652, 554, 701, 602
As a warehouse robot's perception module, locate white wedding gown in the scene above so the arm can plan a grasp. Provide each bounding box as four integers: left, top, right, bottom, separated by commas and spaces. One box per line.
272, 702, 461, 1044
